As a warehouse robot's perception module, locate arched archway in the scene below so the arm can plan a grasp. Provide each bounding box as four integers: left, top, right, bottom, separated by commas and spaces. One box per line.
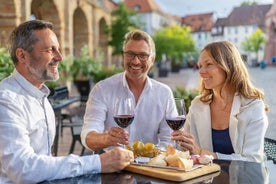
30, 0, 62, 48
99, 18, 108, 66
0, 0, 17, 46
73, 7, 88, 58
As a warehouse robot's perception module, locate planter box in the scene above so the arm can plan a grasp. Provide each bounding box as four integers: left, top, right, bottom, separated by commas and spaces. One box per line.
158, 68, 168, 77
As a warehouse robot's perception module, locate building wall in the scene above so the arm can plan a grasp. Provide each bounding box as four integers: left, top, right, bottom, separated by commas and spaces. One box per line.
223, 25, 264, 64
264, 0, 276, 64
192, 31, 212, 50
0, 0, 113, 65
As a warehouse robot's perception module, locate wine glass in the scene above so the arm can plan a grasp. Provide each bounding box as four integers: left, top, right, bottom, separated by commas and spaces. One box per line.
165, 98, 186, 149
113, 97, 135, 147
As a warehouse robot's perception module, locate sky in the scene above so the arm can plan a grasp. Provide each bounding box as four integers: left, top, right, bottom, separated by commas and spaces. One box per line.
154, 0, 274, 17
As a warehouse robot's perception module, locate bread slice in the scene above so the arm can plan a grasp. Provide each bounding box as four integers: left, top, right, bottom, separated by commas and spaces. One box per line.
148, 154, 167, 167
166, 156, 193, 171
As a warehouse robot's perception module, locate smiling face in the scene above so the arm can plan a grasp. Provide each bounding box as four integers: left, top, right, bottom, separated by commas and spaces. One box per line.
198, 50, 226, 92
16, 28, 63, 88
123, 39, 154, 80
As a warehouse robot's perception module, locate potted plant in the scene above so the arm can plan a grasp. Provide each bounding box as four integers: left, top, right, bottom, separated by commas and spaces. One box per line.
0, 47, 14, 81
60, 45, 102, 102
173, 87, 199, 113
93, 65, 123, 83
170, 57, 182, 73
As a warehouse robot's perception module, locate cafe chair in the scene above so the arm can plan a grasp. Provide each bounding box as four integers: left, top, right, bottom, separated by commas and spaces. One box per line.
67, 116, 86, 155
74, 80, 91, 105
48, 86, 81, 137
264, 137, 276, 164
48, 86, 71, 137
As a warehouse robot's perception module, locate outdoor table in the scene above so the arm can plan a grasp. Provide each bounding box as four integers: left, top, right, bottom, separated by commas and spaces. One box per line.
40, 159, 275, 183
51, 96, 81, 156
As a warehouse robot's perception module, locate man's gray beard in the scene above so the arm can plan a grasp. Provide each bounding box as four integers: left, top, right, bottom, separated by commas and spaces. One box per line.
28, 64, 59, 81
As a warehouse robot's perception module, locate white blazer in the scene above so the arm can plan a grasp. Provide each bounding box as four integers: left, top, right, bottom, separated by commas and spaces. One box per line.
184, 95, 268, 163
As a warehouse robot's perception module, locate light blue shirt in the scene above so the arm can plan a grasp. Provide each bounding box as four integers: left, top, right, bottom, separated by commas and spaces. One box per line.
0, 70, 101, 184
81, 72, 174, 150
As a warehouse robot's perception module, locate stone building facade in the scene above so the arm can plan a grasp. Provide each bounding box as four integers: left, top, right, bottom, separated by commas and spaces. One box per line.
264, 0, 276, 64
0, 0, 116, 66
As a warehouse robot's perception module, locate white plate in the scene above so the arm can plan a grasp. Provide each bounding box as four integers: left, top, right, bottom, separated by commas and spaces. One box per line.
135, 156, 151, 163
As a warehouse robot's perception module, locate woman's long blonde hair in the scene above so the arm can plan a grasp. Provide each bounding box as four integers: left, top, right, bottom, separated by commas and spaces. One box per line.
199, 41, 265, 105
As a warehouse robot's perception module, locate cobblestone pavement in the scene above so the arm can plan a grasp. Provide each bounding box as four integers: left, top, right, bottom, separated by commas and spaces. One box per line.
57, 66, 276, 156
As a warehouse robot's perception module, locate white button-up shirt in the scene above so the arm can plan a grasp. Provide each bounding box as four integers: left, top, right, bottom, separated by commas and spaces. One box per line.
81, 72, 174, 149
0, 70, 101, 184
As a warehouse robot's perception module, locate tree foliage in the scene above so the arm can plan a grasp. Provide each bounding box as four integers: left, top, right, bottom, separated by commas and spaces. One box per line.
0, 48, 14, 81
153, 24, 195, 64
241, 28, 266, 61
105, 2, 143, 55
241, 1, 258, 6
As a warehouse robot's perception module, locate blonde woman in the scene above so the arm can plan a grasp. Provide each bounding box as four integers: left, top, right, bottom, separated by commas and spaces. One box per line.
172, 41, 268, 163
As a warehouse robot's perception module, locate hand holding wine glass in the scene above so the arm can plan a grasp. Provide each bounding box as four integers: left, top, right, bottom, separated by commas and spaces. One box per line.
113, 97, 135, 147
165, 98, 186, 149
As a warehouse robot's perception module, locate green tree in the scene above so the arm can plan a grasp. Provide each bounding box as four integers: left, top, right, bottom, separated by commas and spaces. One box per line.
241, 1, 258, 6
241, 28, 266, 62
0, 48, 14, 81
105, 2, 143, 56
153, 24, 195, 66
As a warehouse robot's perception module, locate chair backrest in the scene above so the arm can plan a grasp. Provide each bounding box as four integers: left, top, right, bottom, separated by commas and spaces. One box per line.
48, 86, 69, 101
264, 137, 276, 164
74, 80, 91, 102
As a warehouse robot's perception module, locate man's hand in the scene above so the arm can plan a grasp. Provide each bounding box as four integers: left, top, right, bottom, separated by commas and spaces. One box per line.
100, 147, 134, 173
107, 127, 129, 146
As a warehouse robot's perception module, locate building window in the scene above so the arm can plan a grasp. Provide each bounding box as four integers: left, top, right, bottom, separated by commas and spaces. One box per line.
227, 27, 231, 34
134, 5, 141, 11
198, 33, 201, 40
245, 26, 248, 33
235, 27, 238, 34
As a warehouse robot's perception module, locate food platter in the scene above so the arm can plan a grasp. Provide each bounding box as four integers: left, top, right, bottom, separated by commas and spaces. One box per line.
125, 162, 221, 182
133, 156, 204, 171
131, 161, 204, 171
125, 142, 221, 182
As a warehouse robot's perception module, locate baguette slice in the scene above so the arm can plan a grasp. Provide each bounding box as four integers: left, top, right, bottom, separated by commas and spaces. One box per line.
147, 154, 167, 167
166, 155, 193, 171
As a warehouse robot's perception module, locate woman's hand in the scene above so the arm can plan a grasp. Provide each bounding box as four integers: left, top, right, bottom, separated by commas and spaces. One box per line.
171, 130, 201, 155
171, 130, 218, 159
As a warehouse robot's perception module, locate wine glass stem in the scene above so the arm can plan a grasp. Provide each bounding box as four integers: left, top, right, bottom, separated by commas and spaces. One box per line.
117, 142, 125, 148
175, 140, 180, 150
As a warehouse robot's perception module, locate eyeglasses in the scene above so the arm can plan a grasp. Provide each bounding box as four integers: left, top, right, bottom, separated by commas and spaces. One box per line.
123, 51, 150, 61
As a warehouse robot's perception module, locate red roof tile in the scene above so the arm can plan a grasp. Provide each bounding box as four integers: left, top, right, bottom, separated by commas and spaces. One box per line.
124, 0, 162, 13
181, 12, 214, 32
227, 4, 271, 28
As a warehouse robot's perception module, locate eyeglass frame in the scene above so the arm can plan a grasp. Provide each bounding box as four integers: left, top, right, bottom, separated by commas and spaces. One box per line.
122, 51, 151, 62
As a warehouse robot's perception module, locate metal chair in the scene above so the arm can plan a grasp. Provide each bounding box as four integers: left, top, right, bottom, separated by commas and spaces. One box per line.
264, 137, 276, 164
66, 116, 86, 155
48, 86, 86, 155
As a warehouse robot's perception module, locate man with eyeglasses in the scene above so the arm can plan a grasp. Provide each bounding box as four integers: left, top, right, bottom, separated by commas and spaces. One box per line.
81, 30, 174, 152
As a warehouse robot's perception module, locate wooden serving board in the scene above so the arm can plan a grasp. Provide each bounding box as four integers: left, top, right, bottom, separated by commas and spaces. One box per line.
125, 163, 221, 182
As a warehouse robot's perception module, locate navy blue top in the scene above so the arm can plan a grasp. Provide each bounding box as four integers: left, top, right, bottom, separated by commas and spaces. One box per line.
212, 128, 234, 154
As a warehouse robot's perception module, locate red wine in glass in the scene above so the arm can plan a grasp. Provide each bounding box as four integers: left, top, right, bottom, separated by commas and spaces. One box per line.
166, 117, 186, 130
114, 114, 134, 128
166, 98, 186, 149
